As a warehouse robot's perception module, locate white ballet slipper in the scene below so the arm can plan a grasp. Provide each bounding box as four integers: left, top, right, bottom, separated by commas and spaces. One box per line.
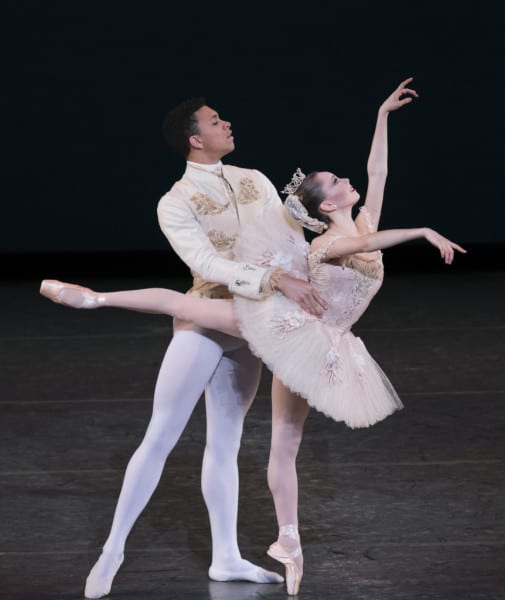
208, 558, 283, 584
84, 551, 124, 599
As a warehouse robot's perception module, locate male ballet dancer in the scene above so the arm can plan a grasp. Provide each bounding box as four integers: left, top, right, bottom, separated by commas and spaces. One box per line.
84, 98, 325, 598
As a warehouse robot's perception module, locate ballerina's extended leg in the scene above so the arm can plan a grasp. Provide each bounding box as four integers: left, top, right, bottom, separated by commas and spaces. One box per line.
40, 279, 240, 337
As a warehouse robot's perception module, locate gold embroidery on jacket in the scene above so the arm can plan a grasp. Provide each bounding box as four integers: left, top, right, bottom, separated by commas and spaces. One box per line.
237, 178, 260, 204
190, 271, 232, 299
189, 192, 228, 215
208, 229, 237, 251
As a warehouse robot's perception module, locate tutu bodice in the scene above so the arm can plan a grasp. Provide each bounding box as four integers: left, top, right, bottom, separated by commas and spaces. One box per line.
233, 206, 403, 429
309, 245, 384, 333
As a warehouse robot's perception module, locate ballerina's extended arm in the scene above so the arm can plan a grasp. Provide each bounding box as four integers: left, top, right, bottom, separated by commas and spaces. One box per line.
324, 227, 466, 265
356, 77, 419, 234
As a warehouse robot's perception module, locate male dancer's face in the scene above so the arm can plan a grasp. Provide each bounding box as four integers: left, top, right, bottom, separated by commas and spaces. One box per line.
191, 105, 235, 161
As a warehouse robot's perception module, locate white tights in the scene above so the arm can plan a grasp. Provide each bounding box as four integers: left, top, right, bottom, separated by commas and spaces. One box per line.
84, 326, 279, 597
102, 330, 258, 564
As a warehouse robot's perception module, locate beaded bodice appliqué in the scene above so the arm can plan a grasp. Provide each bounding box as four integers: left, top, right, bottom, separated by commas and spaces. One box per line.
308, 240, 384, 333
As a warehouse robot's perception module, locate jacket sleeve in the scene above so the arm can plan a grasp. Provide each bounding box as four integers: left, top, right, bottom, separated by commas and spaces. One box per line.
157, 192, 270, 299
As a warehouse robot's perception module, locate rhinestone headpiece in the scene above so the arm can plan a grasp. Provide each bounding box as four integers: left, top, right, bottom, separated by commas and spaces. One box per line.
282, 167, 306, 195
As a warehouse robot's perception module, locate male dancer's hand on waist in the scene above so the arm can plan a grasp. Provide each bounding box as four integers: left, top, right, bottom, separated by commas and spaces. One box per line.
275, 274, 328, 318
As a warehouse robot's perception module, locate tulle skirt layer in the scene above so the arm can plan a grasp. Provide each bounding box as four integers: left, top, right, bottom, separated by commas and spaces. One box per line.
234, 293, 403, 429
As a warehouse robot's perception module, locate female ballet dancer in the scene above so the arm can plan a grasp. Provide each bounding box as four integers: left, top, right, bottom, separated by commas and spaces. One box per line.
40, 78, 466, 594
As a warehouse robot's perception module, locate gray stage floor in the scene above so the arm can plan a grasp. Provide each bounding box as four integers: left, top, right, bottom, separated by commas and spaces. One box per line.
1, 270, 505, 599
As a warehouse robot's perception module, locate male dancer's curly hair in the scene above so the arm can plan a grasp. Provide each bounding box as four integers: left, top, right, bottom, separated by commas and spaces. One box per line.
162, 97, 206, 158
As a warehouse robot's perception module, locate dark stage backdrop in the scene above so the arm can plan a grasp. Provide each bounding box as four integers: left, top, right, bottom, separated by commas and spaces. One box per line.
2, 2, 504, 269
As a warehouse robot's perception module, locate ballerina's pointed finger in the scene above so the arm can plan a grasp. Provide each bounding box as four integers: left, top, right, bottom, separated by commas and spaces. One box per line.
452, 242, 467, 253
398, 76, 414, 88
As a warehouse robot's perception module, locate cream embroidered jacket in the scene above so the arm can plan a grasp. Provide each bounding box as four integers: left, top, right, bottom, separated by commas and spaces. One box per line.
157, 162, 284, 299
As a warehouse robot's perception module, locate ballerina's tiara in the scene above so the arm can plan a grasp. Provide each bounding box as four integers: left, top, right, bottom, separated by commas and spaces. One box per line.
282, 167, 306, 195
282, 167, 328, 234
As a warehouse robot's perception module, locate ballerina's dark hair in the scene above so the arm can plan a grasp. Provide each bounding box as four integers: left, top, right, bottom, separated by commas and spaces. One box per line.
296, 172, 330, 225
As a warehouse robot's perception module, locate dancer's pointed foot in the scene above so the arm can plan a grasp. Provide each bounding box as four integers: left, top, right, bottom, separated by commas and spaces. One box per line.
267, 525, 303, 595
40, 279, 105, 309
208, 558, 283, 584
267, 542, 302, 595
84, 551, 124, 599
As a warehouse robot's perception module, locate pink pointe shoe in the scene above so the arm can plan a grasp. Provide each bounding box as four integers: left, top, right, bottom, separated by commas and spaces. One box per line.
267, 525, 303, 595
40, 279, 105, 309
